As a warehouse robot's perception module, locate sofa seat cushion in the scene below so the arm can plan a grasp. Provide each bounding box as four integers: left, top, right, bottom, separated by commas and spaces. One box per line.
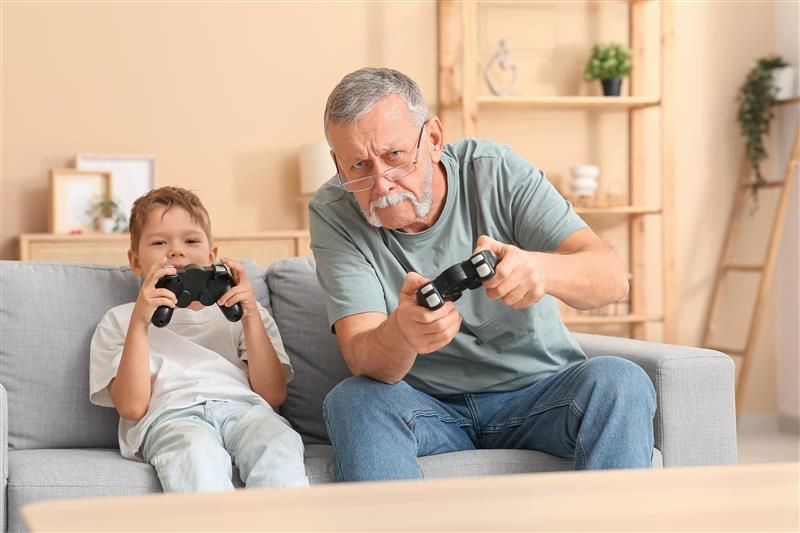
6, 449, 162, 532
299, 445, 662, 484
304, 444, 337, 484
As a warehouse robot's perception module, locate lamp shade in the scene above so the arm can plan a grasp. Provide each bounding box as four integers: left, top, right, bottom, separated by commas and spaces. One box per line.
299, 141, 336, 195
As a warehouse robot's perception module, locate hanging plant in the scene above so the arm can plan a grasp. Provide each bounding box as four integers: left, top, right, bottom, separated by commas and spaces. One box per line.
736, 55, 788, 201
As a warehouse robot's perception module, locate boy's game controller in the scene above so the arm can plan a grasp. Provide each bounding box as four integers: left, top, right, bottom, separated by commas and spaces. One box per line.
151, 263, 243, 327
416, 250, 498, 310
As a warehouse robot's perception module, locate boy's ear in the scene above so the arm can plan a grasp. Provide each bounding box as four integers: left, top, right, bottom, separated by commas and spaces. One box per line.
128, 249, 142, 275
210, 243, 219, 264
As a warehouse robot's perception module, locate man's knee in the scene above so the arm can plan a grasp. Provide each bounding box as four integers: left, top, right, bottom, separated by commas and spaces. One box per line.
581, 356, 656, 412
323, 376, 409, 421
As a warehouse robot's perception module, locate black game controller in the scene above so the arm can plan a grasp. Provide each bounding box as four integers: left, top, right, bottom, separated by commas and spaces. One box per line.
416, 250, 498, 310
151, 263, 243, 328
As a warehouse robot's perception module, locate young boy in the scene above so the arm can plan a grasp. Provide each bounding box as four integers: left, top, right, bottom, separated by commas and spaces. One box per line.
89, 186, 309, 492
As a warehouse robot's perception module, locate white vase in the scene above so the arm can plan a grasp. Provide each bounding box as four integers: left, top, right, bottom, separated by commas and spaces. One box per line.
772, 66, 797, 100
97, 217, 115, 233
570, 165, 599, 197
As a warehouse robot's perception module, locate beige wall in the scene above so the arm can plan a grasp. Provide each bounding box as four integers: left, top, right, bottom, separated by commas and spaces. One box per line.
0, 1, 438, 258
2, 2, 791, 413
775, 0, 799, 429
672, 1, 786, 414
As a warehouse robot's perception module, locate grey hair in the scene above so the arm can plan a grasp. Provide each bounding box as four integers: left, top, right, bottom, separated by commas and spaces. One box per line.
324, 68, 429, 139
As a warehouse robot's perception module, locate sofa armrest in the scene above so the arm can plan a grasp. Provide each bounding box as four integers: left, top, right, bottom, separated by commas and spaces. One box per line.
573, 333, 737, 467
1, 383, 7, 533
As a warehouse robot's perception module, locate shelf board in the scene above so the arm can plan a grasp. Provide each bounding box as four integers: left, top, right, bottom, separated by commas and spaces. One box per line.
477, 96, 661, 110
573, 206, 661, 215
775, 96, 800, 107
563, 314, 662, 325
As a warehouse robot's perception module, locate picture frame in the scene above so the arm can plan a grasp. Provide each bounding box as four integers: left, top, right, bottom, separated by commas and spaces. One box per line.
75, 153, 155, 220
49, 169, 113, 234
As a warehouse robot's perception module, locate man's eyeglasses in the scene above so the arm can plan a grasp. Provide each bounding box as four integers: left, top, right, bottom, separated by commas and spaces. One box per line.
335, 122, 427, 193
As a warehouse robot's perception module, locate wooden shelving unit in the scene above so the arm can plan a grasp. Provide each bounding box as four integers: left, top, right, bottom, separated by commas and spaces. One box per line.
437, 0, 676, 342
19, 231, 311, 269
564, 314, 663, 326
477, 96, 661, 110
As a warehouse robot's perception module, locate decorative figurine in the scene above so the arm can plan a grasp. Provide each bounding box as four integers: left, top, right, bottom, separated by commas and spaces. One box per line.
484, 39, 518, 96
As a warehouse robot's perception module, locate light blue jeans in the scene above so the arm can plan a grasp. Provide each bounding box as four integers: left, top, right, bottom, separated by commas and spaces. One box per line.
323, 356, 656, 481
141, 400, 309, 492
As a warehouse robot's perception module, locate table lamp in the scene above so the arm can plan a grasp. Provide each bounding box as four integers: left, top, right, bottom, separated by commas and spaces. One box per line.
299, 141, 336, 228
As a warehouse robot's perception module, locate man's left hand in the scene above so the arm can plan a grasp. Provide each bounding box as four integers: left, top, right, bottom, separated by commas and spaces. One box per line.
473, 235, 548, 309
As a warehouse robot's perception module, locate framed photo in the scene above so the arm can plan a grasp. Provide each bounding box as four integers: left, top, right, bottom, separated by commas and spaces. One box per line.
75, 153, 155, 220
49, 169, 113, 233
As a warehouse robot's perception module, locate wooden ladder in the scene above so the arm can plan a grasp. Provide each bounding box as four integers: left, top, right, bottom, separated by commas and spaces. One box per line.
702, 97, 800, 416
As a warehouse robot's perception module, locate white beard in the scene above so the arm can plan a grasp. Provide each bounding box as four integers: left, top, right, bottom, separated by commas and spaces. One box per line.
362, 160, 434, 228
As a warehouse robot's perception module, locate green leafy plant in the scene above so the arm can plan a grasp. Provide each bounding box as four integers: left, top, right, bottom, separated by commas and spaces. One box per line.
584, 43, 633, 81
86, 196, 128, 233
737, 55, 788, 198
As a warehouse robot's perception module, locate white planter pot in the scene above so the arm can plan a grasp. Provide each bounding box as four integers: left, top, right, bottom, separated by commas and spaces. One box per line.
570, 165, 599, 197
97, 217, 115, 234
772, 66, 797, 100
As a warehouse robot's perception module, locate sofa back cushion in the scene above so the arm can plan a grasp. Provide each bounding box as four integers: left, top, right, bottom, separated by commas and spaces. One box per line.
266, 257, 351, 444
1, 262, 139, 449
0, 260, 268, 451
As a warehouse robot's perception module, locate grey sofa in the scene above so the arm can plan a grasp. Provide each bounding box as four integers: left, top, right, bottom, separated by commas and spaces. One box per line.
0, 258, 737, 532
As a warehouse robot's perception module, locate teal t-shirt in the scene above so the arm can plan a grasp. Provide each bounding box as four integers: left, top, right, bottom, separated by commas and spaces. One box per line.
309, 138, 588, 395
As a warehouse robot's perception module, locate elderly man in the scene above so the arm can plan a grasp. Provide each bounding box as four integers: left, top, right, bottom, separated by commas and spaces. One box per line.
309, 67, 655, 481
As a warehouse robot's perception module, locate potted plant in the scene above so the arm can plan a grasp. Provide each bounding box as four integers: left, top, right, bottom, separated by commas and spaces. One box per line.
86, 196, 128, 233
737, 55, 789, 198
584, 43, 632, 96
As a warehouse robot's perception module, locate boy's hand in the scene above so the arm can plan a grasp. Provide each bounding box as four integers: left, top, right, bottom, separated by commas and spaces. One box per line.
131, 258, 177, 328
218, 257, 259, 318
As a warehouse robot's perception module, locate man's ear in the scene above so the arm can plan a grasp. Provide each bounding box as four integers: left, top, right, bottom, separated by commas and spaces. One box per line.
128, 249, 142, 276
427, 115, 445, 164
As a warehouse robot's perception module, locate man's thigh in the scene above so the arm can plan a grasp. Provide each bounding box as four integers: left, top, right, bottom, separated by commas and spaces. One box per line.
324, 376, 478, 456
473, 358, 610, 456
475, 356, 654, 458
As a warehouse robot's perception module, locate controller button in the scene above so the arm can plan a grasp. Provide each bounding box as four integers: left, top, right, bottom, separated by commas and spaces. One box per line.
199, 289, 215, 306
420, 283, 434, 295
425, 293, 442, 308
177, 290, 193, 308
476, 264, 492, 278
470, 254, 483, 265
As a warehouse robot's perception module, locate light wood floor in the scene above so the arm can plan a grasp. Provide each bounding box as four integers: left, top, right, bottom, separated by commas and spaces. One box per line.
737, 416, 800, 464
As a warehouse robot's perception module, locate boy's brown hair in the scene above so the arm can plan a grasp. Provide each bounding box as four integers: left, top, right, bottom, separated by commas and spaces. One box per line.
128, 186, 212, 252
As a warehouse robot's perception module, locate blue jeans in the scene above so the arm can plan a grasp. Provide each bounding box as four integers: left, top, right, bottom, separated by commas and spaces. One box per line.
141, 400, 309, 492
323, 356, 656, 481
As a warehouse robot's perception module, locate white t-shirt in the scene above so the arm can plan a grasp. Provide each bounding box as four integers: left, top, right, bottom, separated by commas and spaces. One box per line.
89, 302, 293, 460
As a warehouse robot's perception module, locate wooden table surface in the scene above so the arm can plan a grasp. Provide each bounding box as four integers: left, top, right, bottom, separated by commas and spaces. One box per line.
22, 462, 800, 532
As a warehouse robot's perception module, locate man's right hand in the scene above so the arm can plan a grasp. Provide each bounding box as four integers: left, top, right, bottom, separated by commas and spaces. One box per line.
130, 259, 178, 328
394, 271, 462, 355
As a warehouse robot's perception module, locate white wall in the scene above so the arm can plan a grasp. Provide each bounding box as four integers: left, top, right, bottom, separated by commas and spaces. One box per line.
775, 0, 800, 432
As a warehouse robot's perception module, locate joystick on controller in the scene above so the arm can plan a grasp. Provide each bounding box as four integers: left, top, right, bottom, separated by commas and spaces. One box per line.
416, 250, 498, 310
151, 263, 243, 327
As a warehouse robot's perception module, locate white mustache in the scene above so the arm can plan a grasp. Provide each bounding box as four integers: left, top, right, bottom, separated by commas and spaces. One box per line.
370, 192, 416, 210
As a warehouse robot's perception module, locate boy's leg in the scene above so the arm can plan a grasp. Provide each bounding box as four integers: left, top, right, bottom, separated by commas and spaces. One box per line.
217, 402, 309, 488
323, 376, 477, 481
141, 404, 234, 492
476, 356, 656, 469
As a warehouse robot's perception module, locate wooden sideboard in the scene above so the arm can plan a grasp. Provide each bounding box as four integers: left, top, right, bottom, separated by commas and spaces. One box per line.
19, 231, 311, 269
